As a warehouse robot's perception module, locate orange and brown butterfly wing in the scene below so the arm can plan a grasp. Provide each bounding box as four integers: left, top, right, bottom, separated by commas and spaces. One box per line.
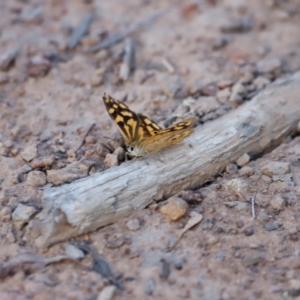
103, 95, 141, 145
137, 114, 162, 138
139, 117, 196, 153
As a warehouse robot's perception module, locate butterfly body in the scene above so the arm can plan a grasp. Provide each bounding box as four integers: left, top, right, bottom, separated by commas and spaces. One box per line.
103, 95, 195, 157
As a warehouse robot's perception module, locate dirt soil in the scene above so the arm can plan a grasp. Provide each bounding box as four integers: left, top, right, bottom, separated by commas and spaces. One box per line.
1, 0, 300, 299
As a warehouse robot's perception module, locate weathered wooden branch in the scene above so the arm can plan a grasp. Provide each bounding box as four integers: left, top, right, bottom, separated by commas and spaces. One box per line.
26, 72, 300, 247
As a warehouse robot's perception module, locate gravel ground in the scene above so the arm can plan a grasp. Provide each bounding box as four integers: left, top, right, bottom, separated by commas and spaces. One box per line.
0, 0, 300, 299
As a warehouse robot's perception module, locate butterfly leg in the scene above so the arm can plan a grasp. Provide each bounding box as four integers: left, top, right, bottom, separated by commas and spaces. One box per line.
125, 152, 132, 162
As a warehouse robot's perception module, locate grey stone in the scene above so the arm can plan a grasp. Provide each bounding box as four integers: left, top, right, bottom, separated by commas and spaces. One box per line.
265, 223, 279, 231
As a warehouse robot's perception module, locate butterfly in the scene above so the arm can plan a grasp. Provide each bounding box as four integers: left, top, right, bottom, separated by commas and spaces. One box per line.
103, 94, 196, 157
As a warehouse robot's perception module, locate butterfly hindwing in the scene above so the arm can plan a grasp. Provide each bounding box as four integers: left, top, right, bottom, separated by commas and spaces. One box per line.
139, 117, 196, 153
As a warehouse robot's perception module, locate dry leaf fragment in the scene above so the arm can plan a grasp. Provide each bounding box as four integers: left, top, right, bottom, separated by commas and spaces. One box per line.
167, 211, 203, 251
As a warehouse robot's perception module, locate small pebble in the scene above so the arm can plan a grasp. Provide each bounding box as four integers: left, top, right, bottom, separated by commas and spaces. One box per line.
212, 36, 229, 50
3, 140, 13, 148
220, 18, 253, 33
236, 202, 249, 211
207, 235, 219, 246
244, 226, 254, 236
229, 82, 247, 108
0, 48, 18, 71
261, 161, 290, 176
97, 285, 116, 300
200, 83, 218, 96
85, 135, 97, 144
239, 70, 254, 84
253, 76, 270, 90
67, 149, 76, 158
226, 163, 238, 174
11, 149, 19, 156
12, 204, 37, 229
0, 72, 9, 84
96, 143, 110, 158
228, 228, 238, 235
178, 190, 203, 202
159, 74, 188, 99
224, 201, 238, 208
90, 74, 103, 87
174, 261, 183, 270
261, 175, 272, 184
270, 194, 285, 211
242, 255, 264, 267
203, 218, 214, 230
257, 211, 270, 224
216, 88, 231, 104
160, 197, 188, 221
20, 144, 38, 162
47, 162, 89, 185
31, 156, 55, 168
239, 166, 254, 176
126, 218, 140, 231
236, 220, 244, 228
104, 153, 119, 167
0, 206, 12, 222
236, 153, 250, 167
217, 79, 234, 89
265, 223, 279, 231
26, 171, 47, 187
28, 56, 51, 77
256, 57, 282, 74
105, 234, 125, 249
64, 243, 85, 259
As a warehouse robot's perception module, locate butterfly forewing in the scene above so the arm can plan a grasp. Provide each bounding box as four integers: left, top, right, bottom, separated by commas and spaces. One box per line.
103, 95, 140, 145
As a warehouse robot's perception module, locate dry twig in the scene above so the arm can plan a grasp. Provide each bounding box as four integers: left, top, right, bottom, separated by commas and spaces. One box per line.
68, 13, 94, 49
75, 123, 95, 153
87, 11, 165, 52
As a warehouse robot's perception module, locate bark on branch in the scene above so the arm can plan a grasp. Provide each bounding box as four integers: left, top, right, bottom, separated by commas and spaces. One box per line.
26, 72, 300, 247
